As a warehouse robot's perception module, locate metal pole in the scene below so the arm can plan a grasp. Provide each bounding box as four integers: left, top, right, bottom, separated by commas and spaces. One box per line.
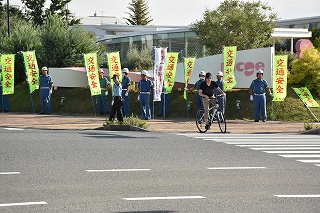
7, 0, 10, 37
91, 95, 96, 116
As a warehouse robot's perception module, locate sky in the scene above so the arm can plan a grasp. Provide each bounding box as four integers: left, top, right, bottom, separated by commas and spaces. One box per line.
9, 0, 320, 26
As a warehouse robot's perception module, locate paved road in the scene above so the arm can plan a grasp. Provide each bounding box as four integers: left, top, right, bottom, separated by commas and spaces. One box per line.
1, 128, 320, 212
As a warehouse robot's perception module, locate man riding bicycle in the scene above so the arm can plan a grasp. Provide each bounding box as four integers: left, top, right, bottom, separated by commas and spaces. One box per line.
199, 72, 226, 130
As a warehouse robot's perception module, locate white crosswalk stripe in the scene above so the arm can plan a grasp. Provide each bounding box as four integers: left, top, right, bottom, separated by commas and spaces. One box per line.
178, 133, 320, 167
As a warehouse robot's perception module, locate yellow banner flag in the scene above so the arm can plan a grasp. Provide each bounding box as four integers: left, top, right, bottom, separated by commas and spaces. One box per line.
184, 58, 196, 99
273, 55, 288, 101
223, 46, 237, 90
22, 51, 40, 93
293, 87, 319, 108
84, 53, 101, 96
1, 54, 15, 95
164, 52, 179, 94
107, 52, 122, 93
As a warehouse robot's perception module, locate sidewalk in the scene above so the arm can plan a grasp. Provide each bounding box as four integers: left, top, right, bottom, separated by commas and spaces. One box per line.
0, 112, 310, 134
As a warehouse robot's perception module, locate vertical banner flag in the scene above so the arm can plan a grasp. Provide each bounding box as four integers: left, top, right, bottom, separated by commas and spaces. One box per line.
293, 87, 319, 108
1, 54, 15, 95
107, 52, 122, 91
164, 52, 179, 94
223, 46, 237, 90
22, 51, 40, 93
107, 52, 122, 79
273, 55, 288, 101
184, 57, 196, 99
153, 47, 167, 101
84, 53, 101, 96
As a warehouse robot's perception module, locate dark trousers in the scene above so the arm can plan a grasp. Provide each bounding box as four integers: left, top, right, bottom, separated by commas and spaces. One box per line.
109, 96, 123, 122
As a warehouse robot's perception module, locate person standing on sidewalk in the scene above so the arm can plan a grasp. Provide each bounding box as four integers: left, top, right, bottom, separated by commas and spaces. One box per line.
109, 74, 123, 122
249, 69, 273, 122
194, 71, 206, 110
121, 68, 131, 117
137, 70, 153, 120
199, 72, 226, 130
39, 67, 53, 114
214, 71, 226, 114
97, 69, 110, 115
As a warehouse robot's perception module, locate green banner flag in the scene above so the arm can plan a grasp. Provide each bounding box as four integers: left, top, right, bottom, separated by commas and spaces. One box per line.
164, 52, 179, 94
84, 53, 101, 96
1, 54, 15, 95
223, 46, 237, 91
184, 57, 196, 99
22, 51, 39, 93
293, 87, 319, 108
273, 55, 288, 101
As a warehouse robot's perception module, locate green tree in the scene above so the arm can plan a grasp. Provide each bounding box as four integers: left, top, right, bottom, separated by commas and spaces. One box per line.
122, 45, 152, 71
124, 0, 153, 25
40, 15, 106, 67
22, 0, 80, 25
289, 48, 320, 95
310, 28, 320, 50
190, 0, 278, 55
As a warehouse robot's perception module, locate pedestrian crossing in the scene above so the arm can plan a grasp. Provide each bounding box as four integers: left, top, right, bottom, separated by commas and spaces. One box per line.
178, 133, 320, 167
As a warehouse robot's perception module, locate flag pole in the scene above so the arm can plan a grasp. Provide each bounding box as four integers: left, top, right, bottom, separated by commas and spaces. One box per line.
91, 95, 96, 116
292, 87, 319, 122
20, 52, 35, 114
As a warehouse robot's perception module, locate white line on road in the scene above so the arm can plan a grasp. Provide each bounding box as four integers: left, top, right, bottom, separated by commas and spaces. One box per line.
250, 147, 320, 150
0, 172, 20, 175
0, 201, 47, 207
227, 142, 320, 145
297, 160, 320, 163
207, 167, 266, 170
123, 196, 206, 201
279, 154, 320, 158
239, 145, 320, 147
86, 169, 151, 172
275, 195, 320, 198
4, 128, 24, 131
316, 165, 320, 167
264, 151, 320, 154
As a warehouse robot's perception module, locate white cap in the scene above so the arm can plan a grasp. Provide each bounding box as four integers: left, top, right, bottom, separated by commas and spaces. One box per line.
41, 66, 48, 71
257, 69, 264, 74
141, 70, 147, 75
199, 71, 206, 76
98, 69, 104, 73
122, 68, 129, 73
216, 71, 223, 77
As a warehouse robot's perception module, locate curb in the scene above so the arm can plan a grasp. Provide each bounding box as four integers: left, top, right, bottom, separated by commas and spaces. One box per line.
96, 124, 148, 131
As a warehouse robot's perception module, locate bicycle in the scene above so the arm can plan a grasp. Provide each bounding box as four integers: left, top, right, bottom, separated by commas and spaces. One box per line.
195, 95, 227, 133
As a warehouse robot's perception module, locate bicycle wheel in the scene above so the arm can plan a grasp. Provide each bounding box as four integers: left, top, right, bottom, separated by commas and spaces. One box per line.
195, 109, 207, 133
216, 109, 227, 133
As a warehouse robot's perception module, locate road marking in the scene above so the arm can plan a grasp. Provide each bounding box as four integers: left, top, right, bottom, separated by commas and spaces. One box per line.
250, 147, 320, 150
0, 172, 20, 175
0, 201, 47, 207
316, 165, 320, 167
207, 167, 266, 170
239, 145, 320, 147
275, 195, 320, 198
86, 169, 151, 172
264, 151, 320, 154
279, 154, 320, 158
4, 128, 24, 131
227, 142, 320, 145
123, 196, 206, 201
297, 160, 320, 163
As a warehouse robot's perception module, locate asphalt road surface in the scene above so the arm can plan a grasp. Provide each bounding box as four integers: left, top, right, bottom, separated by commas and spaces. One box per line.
1, 128, 320, 213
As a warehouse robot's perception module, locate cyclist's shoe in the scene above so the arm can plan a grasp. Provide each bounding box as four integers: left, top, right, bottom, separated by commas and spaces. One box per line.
205, 124, 210, 130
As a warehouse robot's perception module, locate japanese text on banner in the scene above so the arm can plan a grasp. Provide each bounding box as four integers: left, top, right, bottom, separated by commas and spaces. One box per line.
107, 52, 122, 93
273, 55, 288, 101
293, 87, 319, 108
184, 58, 196, 100
223, 46, 237, 90
22, 51, 39, 93
1, 54, 15, 95
164, 52, 179, 94
153, 48, 167, 101
84, 53, 101, 96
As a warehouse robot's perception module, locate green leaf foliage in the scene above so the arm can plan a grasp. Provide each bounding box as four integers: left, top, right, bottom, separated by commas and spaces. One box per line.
289, 48, 320, 95
190, 0, 278, 55
124, 0, 153, 25
122, 45, 153, 71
